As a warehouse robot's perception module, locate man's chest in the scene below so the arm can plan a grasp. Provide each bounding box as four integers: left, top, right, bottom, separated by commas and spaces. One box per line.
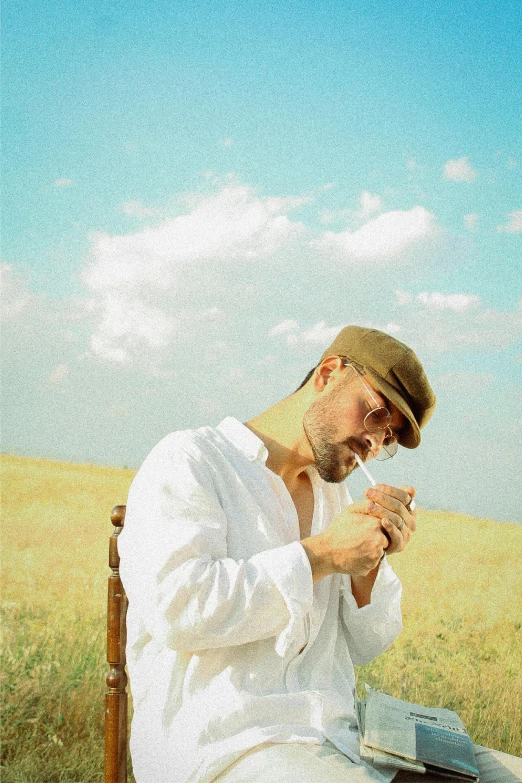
289, 474, 315, 539
214, 462, 320, 553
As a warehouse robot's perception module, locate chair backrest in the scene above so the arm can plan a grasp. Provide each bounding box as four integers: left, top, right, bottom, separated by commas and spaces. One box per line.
104, 505, 128, 783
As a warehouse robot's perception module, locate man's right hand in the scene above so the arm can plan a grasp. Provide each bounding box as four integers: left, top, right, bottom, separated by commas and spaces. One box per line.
300, 501, 388, 582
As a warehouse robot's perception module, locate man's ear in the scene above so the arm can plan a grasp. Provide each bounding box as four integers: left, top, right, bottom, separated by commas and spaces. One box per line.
314, 356, 346, 391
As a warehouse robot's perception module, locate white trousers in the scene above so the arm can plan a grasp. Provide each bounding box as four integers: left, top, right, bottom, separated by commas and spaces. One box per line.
214, 741, 522, 783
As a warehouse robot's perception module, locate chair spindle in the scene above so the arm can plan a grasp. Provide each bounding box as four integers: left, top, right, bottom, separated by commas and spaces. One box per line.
104, 505, 128, 783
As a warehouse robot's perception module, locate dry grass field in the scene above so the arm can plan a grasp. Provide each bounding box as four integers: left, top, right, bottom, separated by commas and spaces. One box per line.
2, 453, 521, 782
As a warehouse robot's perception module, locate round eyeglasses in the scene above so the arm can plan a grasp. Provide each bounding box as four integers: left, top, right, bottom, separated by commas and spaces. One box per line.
343, 361, 399, 460
363, 409, 398, 460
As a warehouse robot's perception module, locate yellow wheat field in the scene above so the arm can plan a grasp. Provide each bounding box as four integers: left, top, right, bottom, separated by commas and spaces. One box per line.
1, 454, 521, 782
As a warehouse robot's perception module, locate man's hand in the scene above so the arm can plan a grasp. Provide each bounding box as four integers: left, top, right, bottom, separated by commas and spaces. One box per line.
301, 485, 417, 583
301, 501, 389, 582
364, 483, 416, 556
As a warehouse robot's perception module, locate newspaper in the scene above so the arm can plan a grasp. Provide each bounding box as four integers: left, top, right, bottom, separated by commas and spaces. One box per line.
357, 686, 480, 781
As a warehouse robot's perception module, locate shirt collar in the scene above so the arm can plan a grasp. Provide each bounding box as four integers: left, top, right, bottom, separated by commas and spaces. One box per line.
216, 417, 269, 463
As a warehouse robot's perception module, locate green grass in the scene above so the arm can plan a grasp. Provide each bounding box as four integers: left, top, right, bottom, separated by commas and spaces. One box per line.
1, 455, 134, 782
1, 454, 521, 781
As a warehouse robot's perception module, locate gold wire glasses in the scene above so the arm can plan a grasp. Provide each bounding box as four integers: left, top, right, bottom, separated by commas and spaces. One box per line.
343, 361, 399, 460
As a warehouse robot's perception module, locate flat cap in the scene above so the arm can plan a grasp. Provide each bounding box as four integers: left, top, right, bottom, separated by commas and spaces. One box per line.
320, 325, 436, 448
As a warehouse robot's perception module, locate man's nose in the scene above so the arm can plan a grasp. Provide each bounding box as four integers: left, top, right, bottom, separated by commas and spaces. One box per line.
363, 430, 386, 458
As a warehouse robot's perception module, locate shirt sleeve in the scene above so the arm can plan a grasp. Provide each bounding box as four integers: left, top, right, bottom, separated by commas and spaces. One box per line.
339, 556, 403, 665
118, 433, 314, 657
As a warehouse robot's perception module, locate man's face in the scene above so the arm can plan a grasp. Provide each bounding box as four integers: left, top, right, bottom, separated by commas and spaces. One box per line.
302, 367, 405, 483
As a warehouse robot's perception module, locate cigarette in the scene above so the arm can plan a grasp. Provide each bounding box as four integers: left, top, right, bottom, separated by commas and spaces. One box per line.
353, 453, 416, 510
353, 452, 376, 486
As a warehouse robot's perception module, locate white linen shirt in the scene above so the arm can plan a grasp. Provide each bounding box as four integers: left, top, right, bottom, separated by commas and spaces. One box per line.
118, 417, 403, 783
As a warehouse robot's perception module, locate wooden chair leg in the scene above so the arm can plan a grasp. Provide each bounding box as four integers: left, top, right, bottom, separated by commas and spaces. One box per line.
104, 505, 128, 783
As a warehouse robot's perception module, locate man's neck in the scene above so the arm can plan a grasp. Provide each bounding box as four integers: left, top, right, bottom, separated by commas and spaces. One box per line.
245, 392, 314, 491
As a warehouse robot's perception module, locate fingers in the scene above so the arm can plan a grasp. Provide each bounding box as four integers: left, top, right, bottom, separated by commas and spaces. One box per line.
399, 485, 417, 513
347, 499, 375, 514
399, 485, 416, 500
366, 499, 404, 530
365, 484, 416, 532
380, 517, 408, 554
370, 483, 413, 507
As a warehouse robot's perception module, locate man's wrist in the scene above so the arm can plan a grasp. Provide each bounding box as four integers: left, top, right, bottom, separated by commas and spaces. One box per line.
300, 534, 335, 584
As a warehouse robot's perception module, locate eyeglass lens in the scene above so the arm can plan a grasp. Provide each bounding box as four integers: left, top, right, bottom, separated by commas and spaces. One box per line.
363, 409, 398, 460
375, 439, 398, 460
364, 407, 392, 431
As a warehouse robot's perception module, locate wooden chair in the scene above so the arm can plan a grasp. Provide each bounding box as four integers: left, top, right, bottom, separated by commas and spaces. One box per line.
105, 505, 129, 783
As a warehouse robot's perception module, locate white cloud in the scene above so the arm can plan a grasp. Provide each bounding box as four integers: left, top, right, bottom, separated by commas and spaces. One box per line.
219, 138, 233, 147
1, 264, 35, 318
85, 185, 306, 293
392, 292, 522, 354
85, 295, 178, 364
285, 321, 346, 347
264, 195, 311, 213
416, 291, 481, 311
83, 185, 308, 363
198, 306, 223, 320
0, 264, 191, 465
48, 363, 69, 386
269, 319, 346, 348
319, 192, 381, 225
318, 208, 351, 225
394, 290, 412, 306
381, 322, 402, 335
54, 178, 73, 187
269, 319, 401, 350
269, 319, 300, 337
464, 213, 479, 231
356, 191, 382, 219
406, 158, 430, 180
395, 290, 481, 312
312, 206, 438, 263
443, 157, 478, 182
473, 300, 522, 346
497, 209, 522, 234
119, 200, 158, 218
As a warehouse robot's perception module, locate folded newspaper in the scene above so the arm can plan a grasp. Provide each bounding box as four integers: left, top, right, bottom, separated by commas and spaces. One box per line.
357, 686, 480, 781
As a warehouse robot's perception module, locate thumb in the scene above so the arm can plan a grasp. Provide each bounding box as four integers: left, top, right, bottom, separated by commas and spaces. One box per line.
347, 499, 372, 515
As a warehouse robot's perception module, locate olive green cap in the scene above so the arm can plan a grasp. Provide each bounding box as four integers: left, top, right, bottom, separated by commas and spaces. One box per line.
320, 325, 436, 448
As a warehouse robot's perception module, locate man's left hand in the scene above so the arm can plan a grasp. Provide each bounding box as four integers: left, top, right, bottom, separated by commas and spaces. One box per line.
364, 484, 416, 555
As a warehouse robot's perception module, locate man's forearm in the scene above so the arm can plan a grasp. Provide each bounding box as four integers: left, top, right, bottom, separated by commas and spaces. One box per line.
300, 535, 335, 583
301, 530, 380, 603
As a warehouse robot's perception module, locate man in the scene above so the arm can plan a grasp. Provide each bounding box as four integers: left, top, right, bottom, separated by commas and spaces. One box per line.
118, 326, 519, 783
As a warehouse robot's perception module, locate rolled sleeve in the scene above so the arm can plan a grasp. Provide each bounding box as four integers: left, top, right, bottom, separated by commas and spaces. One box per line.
340, 556, 403, 665
258, 540, 314, 656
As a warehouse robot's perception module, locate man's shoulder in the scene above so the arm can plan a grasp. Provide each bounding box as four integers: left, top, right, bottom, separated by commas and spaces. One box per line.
146, 417, 256, 463
146, 424, 224, 462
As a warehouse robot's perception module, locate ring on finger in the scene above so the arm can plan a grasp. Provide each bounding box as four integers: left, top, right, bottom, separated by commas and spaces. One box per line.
398, 520, 405, 531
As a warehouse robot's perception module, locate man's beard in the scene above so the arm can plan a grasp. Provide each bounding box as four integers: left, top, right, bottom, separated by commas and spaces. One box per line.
303, 396, 365, 483
306, 430, 350, 483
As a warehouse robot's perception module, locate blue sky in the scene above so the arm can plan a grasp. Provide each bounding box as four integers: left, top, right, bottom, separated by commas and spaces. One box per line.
3, 0, 521, 522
